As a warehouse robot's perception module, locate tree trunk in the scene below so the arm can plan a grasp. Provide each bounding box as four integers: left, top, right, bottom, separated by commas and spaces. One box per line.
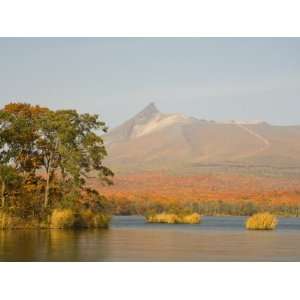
44, 140, 59, 208
1, 181, 5, 208
44, 170, 50, 208
44, 155, 53, 208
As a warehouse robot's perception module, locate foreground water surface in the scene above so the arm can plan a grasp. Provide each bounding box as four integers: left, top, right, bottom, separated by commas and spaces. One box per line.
0, 216, 300, 261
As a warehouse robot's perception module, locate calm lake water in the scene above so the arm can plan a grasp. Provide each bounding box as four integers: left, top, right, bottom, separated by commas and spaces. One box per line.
0, 216, 300, 261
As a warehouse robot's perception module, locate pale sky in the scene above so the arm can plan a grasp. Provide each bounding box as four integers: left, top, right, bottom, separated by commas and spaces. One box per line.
0, 38, 300, 128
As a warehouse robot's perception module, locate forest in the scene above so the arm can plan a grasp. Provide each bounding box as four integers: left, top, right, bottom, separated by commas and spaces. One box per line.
99, 172, 300, 217
0, 103, 113, 228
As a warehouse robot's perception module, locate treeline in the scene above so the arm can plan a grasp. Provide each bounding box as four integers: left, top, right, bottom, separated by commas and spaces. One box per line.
108, 196, 300, 217
0, 103, 113, 228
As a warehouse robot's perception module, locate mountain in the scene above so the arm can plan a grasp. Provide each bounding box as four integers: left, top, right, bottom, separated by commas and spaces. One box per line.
103, 103, 300, 175
105, 102, 198, 143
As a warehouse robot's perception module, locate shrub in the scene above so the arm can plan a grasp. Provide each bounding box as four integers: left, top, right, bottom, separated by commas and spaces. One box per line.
146, 212, 201, 224
246, 212, 278, 230
50, 209, 75, 229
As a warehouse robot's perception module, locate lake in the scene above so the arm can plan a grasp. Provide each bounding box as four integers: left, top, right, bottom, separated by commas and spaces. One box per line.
0, 216, 300, 261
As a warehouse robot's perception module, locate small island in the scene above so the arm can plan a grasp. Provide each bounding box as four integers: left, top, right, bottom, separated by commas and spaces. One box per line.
0, 103, 113, 229
246, 212, 278, 230
146, 212, 201, 224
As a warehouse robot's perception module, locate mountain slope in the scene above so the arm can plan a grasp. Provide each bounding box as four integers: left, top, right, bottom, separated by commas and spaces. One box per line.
103, 103, 300, 175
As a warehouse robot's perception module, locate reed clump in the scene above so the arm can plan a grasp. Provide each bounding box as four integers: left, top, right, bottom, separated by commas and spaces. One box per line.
146, 212, 201, 224
0, 211, 18, 229
77, 209, 111, 228
246, 212, 278, 230
50, 209, 111, 229
181, 213, 201, 224
50, 209, 76, 229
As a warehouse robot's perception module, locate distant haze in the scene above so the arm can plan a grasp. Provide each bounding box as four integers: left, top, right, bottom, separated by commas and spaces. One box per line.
0, 38, 300, 127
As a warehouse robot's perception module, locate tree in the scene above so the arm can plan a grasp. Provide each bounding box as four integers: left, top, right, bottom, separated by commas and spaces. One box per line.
37, 109, 114, 208
0, 103, 48, 175
0, 102, 114, 220
0, 165, 21, 207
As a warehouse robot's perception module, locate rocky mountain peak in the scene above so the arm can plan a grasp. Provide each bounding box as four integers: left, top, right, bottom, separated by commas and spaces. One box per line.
134, 102, 160, 122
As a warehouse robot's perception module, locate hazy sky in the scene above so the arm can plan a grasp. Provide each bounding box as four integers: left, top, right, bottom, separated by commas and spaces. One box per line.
0, 38, 300, 127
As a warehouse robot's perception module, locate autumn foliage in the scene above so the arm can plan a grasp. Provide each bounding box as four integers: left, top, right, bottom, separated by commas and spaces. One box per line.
95, 172, 300, 217
0, 102, 113, 229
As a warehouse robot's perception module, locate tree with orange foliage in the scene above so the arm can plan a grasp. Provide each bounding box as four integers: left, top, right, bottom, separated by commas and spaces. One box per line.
0, 102, 114, 227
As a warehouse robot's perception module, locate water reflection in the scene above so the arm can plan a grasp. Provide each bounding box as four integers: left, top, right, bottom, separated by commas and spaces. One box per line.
0, 216, 300, 261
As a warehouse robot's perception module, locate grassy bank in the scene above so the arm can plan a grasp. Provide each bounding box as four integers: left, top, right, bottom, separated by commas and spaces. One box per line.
0, 211, 41, 229
50, 209, 111, 229
0, 209, 111, 230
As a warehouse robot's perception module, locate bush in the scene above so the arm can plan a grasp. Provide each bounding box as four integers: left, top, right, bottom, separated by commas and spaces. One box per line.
50, 209, 75, 229
246, 212, 278, 230
146, 212, 201, 224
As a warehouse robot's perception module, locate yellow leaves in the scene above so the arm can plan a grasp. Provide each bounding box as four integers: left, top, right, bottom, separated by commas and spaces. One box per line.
3, 102, 48, 117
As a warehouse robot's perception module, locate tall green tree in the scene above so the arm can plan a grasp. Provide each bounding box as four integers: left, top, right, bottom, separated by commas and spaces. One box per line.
37, 109, 114, 208
0, 165, 21, 207
0, 102, 113, 212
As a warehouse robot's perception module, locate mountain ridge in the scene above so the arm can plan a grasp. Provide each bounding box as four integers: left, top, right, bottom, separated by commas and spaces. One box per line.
104, 103, 300, 175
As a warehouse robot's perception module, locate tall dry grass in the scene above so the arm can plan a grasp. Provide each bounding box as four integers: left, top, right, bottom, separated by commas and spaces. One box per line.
50, 209, 76, 229
0, 211, 14, 229
181, 213, 201, 224
0, 211, 40, 229
146, 212, 201, 224
50, 209, 111, 229
79, 209, 111, 228
246, 212, 278, 230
